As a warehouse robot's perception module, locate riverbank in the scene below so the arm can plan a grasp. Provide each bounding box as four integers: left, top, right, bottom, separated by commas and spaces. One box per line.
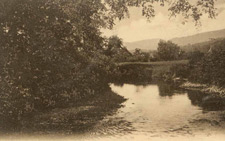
180, 81, 225, 97
139, 60, 225, 98
1, 90, 126, 135
115, 60, 188, 83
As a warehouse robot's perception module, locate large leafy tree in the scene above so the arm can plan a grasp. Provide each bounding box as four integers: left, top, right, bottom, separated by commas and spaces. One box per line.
0, 0, 112, 125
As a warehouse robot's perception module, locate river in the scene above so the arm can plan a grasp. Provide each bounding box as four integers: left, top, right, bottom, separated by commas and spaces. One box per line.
2, 83, 225, 141
84, 83, 225, 141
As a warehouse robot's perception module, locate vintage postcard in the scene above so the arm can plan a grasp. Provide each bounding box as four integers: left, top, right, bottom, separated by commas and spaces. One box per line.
1, 0, 225, 140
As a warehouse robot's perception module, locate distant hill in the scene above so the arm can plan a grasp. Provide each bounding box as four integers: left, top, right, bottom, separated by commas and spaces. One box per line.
124, 28, 225, 51
170, 28, 225, 46
124, 38, 161, 51
181, 38, 225, 53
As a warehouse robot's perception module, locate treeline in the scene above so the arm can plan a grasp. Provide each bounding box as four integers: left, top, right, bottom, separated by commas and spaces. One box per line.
109, 39, 185, 62
106, 35, 225, 88
188, 39, 225, 87
106, 39, 185, 63
171, 39, 225, 87
114, 37, 225, 88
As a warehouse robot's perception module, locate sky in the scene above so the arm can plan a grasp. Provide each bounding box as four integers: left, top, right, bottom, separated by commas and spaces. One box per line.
102, 0, 225, 43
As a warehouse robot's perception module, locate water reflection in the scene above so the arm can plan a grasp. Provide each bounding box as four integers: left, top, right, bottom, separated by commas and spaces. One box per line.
157, 82, 175, 97
101, 83, 225, 138
187, 90, 225, 111
108, 83, 200, 136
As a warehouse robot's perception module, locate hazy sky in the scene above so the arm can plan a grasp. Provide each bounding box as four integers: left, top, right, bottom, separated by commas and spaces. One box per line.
102, 0, 225, 42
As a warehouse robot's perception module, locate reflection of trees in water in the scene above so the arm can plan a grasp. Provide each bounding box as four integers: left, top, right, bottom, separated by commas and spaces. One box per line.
112, 65, 152, 85
157, 83, 175, 97
187, 90, 206, 107
187, 90, 225, 111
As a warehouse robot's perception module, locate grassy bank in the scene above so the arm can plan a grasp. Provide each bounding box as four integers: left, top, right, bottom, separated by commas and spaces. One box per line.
148, 60, 189, 80
181, 82, 225, 97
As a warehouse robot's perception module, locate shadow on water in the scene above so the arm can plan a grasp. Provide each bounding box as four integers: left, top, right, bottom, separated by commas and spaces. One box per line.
157, 82, 186, 97
187, 90, 225, 111
112, 65, 152, 85
0, 90, 129, 136
157, 81, 225, 111
155, 81, 225, 111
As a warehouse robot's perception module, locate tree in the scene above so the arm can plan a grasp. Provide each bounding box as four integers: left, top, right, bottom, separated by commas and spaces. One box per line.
133, 49, 151, 62
0, 0, 114, 124
157, 40, 182, 61
106, 36, 123, 56
104, 35, 132, 62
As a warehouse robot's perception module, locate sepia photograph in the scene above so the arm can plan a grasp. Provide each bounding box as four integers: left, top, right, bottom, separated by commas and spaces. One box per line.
1, 0, 225, 140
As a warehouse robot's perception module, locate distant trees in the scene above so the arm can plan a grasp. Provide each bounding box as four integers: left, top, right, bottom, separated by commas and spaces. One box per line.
105, 36, 124, 57
188, 39, 225, 87
169, 39, 225, 87
187, 50, 205, 64
132, 49, 152, 62
105, 35, 132, 62
157, 40, 183, 61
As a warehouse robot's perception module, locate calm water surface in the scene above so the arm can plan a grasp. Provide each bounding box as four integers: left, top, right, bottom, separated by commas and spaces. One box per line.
86, 83, 225, 140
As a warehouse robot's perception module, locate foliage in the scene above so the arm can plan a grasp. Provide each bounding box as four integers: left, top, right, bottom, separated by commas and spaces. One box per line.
170, 64, 190, 79
103, 0, 217, 25
111, 64, 152, 84
189, 39, 225, 87
126, 49, 155, 62
168, 39, 225, 87
157, 40, 183, 61
133, 49, 150, 62
105, 35, 132, 62
186, 50, 205, 64
0, 0, 113, 127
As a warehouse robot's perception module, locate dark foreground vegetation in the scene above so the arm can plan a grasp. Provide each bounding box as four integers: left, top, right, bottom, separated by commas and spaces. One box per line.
0, 0, 154, 132
0, 0, 123, 131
